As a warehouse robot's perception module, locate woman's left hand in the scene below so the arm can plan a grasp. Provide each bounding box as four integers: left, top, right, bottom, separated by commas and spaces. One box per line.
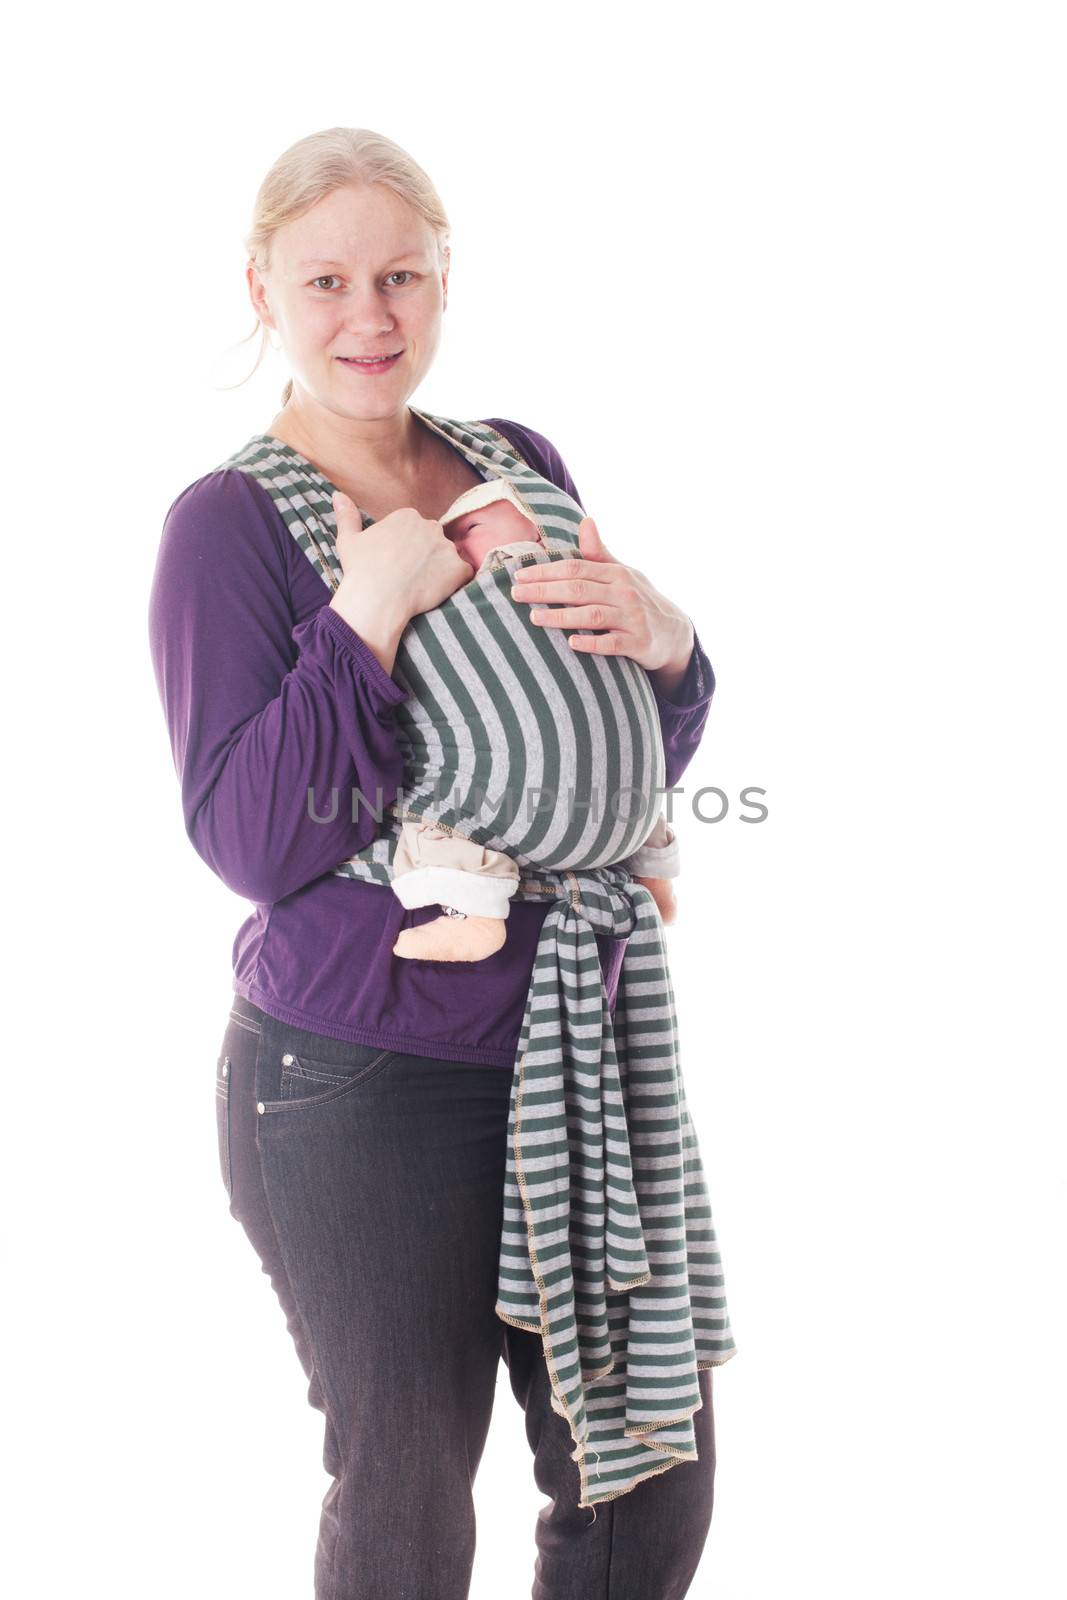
510, 516, 696, 695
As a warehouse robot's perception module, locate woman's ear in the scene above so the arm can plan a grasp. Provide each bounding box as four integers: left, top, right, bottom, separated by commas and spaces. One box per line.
246, 260, 276, 333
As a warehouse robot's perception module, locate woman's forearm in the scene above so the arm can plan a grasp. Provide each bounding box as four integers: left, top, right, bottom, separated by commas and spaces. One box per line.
646, 609, 695, 697
328, 586, 410, 678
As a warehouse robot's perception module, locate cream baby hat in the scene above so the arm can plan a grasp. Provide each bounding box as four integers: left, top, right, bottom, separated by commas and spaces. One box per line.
440, 475, 541, 533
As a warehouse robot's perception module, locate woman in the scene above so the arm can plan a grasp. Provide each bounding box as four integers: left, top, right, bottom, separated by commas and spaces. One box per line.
149, 127, 734, 1600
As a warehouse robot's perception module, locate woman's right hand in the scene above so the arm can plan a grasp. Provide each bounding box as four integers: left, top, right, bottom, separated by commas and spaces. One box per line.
327, 490, 470, 676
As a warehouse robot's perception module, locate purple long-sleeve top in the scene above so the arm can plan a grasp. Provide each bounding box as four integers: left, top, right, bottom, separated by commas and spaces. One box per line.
148, 419, 716, 1067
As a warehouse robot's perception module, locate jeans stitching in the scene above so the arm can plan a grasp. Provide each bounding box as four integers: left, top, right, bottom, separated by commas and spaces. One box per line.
215, 1073, 232, 1198
258, 1050, 398, 1113
228, 1012, 263, 1036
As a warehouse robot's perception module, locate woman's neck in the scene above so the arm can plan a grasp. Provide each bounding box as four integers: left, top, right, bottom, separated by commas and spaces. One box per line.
265, 399, 428, 489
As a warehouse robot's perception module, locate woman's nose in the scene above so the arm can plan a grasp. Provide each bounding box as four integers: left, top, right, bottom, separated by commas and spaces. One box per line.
340, 283, 398, 331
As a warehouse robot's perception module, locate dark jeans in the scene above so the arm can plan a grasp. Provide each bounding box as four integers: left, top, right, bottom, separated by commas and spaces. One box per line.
215, 993, 716, 1599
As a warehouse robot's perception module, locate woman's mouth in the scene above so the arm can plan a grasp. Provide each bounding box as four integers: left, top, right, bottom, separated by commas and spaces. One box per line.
337, 351, 403, 374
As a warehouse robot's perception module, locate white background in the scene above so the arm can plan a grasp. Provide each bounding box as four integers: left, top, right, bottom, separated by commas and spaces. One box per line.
6, 2, 1065, 1596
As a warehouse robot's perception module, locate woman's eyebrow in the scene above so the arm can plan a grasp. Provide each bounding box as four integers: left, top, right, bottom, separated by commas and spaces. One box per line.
297, 253, 426, 269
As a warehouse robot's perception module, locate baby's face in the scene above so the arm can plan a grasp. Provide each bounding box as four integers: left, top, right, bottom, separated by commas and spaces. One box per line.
443, 498, 542, 574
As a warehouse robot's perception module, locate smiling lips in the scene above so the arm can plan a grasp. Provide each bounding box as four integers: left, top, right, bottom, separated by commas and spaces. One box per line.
338, 351, 403, 366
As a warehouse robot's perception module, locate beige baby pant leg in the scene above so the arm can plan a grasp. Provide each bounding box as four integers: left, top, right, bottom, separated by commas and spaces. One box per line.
392, 819, 521, 920
618, 811, 681, 878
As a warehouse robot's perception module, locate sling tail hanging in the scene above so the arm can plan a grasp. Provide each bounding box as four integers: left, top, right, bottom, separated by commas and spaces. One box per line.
216, 410, 739, 1511
494, 863, 737, 1512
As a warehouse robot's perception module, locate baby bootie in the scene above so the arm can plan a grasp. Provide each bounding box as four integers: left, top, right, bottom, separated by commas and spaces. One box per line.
393, 909, 508, 962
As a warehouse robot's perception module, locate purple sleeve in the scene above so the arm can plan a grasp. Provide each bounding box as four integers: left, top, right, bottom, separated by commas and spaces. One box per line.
148, 469, 411, 906
481, 418, 717, 790
647, 629, 716, 789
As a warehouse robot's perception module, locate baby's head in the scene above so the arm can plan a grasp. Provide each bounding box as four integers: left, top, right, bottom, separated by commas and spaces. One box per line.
441, 479, 544, 575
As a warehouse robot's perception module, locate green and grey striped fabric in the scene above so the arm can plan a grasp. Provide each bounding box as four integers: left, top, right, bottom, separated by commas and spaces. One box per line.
220, 416, 666, 873
216, 409, 738, 1511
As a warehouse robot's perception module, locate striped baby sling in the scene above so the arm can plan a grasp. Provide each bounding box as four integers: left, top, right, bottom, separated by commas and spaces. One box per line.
217, 408, 738, 1512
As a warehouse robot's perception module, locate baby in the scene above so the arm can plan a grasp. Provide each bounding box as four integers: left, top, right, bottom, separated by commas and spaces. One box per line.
391, 478, 680, 962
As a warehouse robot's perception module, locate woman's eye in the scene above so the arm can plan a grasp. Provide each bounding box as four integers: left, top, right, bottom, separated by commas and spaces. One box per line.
310, 272, 413, 291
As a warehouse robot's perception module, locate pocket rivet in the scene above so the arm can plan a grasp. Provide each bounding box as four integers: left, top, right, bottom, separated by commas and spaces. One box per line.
282, 1053, 294, 1066
256, 1101, 265, 1114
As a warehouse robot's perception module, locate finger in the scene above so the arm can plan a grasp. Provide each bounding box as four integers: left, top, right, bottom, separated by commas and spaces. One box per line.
513, 558, 618, 582
332, 489, 364, 532
525, 602, 626, 630
565, 629, 628, 655
511, 569, 621, 600
579, 515, 620, 563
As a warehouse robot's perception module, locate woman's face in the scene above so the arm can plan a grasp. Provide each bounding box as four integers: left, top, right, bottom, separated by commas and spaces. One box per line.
248, 182, 447, 424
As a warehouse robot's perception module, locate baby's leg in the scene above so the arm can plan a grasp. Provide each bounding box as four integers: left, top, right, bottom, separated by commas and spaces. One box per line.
617, 812, 680, 925
618, 811, 680, 879
392, 821, 520, 961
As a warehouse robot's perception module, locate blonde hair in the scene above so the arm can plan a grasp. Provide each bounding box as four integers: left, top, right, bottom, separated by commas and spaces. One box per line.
236, 127, 451, 405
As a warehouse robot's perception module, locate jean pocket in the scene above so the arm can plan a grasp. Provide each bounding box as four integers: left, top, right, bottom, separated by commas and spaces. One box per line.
215, 1054, 233, 1197
254, 1021, 401, 1116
